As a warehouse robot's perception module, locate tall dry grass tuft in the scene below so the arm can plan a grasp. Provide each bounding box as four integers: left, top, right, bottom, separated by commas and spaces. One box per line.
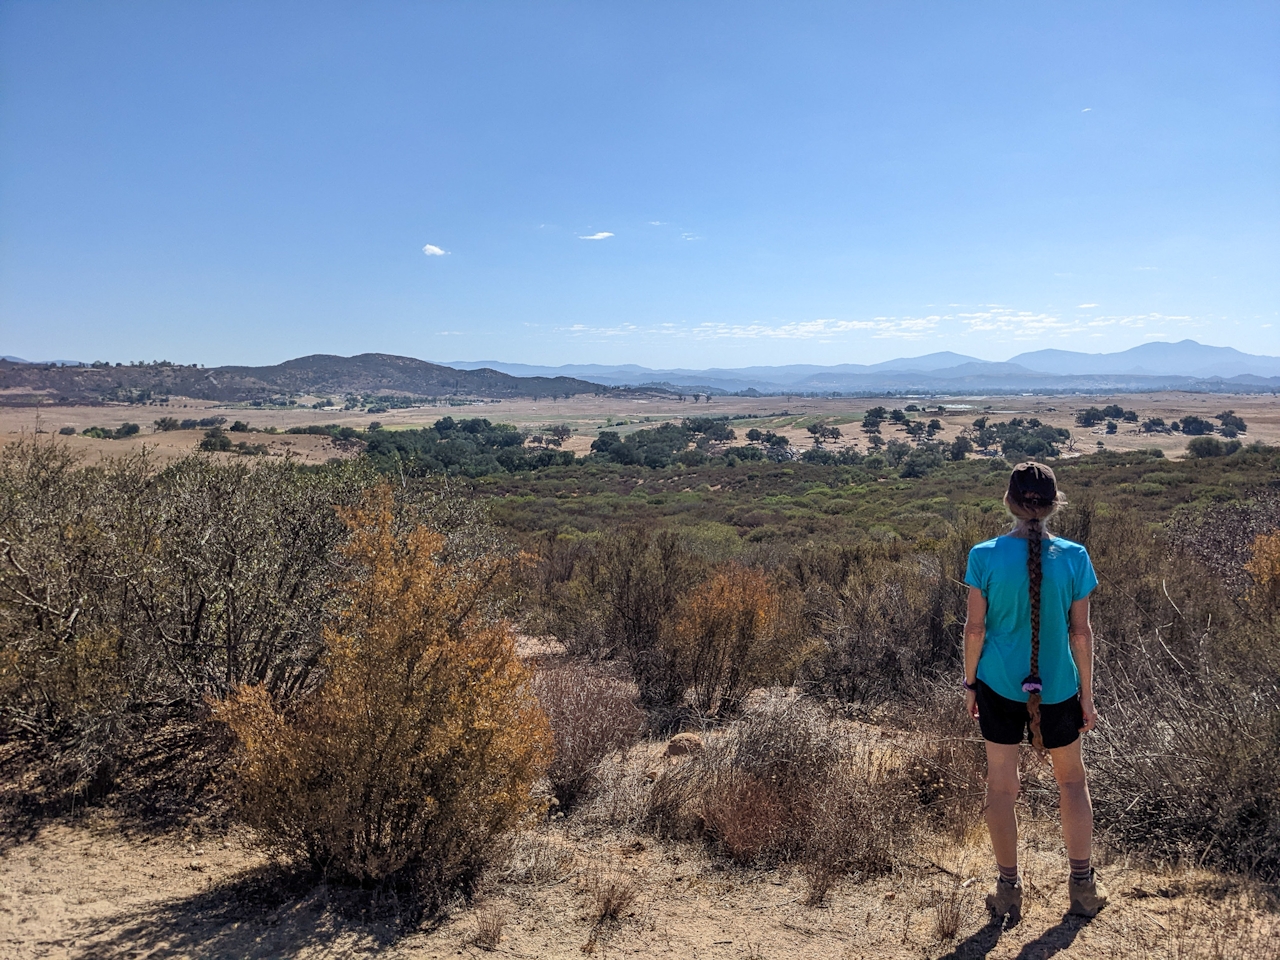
532, 661, 644, 810
216, 487, 552, 910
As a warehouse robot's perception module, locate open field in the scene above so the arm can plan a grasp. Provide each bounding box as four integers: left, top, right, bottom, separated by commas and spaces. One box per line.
5, 390, 1280, 464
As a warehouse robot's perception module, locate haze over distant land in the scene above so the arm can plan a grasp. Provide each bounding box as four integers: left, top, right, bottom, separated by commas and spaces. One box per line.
448, 340, 1280, 392
1, 4, 1276, 366
5, 339, 1279, 402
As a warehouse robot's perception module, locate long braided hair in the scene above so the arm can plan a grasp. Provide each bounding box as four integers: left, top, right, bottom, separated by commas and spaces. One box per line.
1024, 516, 1046, 753
1005, 462, 1063, 755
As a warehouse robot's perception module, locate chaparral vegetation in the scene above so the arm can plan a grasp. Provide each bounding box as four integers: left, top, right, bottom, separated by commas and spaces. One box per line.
2, 422, 1278, 953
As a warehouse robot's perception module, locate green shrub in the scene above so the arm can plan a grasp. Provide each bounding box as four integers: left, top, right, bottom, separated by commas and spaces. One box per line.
1187, 436, 1242, 458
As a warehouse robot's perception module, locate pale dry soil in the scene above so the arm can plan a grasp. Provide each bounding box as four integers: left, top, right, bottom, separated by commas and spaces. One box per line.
2, 796, 1274, 959
5, 392, 1280, 465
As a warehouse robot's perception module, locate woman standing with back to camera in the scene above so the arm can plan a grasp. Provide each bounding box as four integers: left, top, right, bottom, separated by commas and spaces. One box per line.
962, 462, 1107, 921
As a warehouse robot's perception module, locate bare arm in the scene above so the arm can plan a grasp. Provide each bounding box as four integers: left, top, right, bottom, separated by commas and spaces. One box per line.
964, 587, 987, 685
963, 587, 986, 719
1068, 596, 1097, 732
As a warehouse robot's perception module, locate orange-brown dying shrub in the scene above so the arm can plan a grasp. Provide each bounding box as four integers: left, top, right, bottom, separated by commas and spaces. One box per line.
1246, 530, 1280, 610
668, 565, 796, 716
217, 489, 551, 905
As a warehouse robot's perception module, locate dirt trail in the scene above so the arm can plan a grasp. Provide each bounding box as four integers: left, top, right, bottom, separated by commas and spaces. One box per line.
2, 808, 1274, 960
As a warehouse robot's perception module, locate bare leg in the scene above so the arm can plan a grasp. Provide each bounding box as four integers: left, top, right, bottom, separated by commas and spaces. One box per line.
1049, 738, 1092, 861
984, 742, 1022, 869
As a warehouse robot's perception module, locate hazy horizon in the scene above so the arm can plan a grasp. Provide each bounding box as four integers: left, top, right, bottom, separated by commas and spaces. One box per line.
2, 3, 1277, 368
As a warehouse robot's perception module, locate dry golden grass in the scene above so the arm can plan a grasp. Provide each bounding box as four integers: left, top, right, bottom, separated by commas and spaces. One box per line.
9, 389, 1280, 463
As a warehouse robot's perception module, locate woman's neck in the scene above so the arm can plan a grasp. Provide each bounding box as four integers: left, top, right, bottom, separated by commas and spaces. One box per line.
1010, 519, 1049, 539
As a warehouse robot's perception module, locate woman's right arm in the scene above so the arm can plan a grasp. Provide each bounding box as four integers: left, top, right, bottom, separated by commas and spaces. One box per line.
1069, 597, 1097, 733
963, 587, 987, 719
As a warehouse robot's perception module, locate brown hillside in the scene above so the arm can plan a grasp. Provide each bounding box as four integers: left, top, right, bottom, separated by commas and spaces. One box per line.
0, 354, 603, 404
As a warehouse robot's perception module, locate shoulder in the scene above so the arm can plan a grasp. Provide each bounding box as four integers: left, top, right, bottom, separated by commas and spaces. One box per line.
1048, 536, 1090, 558
1048, 537, 1095, 573
969, 536, 1003, 555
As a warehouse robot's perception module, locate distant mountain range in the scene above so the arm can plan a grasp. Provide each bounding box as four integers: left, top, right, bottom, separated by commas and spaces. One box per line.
3, 340, 1279, 404
448, 340, 1280, 394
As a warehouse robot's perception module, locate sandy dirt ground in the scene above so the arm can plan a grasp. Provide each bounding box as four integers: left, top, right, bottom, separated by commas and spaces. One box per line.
4, 392, 1280, 466
1, 783, 1275, 960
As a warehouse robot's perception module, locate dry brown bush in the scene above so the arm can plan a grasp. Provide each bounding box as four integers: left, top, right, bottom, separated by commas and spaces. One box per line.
0, 438, 380, 793
645, 697, 915, 885
667, 565, 802, 717
792, 519, 988, 709
216, 488, 551, 909
532, 661, 644, 809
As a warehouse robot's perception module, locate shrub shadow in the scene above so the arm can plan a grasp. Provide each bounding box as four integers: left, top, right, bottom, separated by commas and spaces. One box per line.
68, 865, 409, 960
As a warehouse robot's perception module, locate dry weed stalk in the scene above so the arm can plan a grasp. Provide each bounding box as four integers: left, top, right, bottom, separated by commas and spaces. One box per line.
471, 905, 506, 951
931, 887, 964, 942
585, 865, 639, 925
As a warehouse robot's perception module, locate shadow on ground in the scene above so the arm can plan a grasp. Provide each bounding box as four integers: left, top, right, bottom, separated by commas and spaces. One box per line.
69, 866, 410, 960
938, 913, 1095, 960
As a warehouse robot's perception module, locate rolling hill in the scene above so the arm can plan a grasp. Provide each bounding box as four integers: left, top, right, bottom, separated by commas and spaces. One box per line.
0, 354, 603, 405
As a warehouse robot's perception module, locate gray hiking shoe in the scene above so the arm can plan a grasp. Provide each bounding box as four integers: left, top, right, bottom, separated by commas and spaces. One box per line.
985, 877, 1023, 922
1068, 869, 1108, 917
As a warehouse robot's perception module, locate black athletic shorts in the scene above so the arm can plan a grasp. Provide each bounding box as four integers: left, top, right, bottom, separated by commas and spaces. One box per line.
974, 679, 1083, 749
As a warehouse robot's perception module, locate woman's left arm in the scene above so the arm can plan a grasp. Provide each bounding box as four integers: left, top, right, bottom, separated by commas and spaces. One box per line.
1068, 597, 1097, 732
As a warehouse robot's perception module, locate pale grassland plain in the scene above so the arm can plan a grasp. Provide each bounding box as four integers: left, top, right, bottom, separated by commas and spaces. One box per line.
4, 390, 1280, 464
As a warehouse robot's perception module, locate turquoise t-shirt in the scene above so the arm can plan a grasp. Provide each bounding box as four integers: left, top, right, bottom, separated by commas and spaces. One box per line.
964, 534, 1098, 705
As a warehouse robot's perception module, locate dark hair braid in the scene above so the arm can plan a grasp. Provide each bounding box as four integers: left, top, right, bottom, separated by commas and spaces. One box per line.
1024, 518, 1046, 753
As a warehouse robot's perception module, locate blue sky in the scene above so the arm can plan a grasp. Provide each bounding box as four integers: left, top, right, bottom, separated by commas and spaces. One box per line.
1, 1, 1277, 368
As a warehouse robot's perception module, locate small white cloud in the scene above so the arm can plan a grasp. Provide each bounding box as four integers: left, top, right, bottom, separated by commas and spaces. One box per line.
1077, 303, 1099, 308
648, 221, 665, 226
422, 244, 449, 256
435, 330, 462, 336
681, 232, 701, 241
1082, 107, 1092, 112
579, 232, 614, 240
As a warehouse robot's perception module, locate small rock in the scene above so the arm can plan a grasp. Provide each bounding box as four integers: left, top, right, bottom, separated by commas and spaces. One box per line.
665, 733, 704, 757
188, 860, 205, 871
645, 768, 663, 782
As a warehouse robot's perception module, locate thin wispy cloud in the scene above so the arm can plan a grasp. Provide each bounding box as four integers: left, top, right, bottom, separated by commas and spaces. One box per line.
958, 307, 1198, 341
1077, 303, 1099, 308
1082, 107, 1092, 112
579, 232, 614, 240
556, 306, 1205, 346
422, 244, 449, 256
